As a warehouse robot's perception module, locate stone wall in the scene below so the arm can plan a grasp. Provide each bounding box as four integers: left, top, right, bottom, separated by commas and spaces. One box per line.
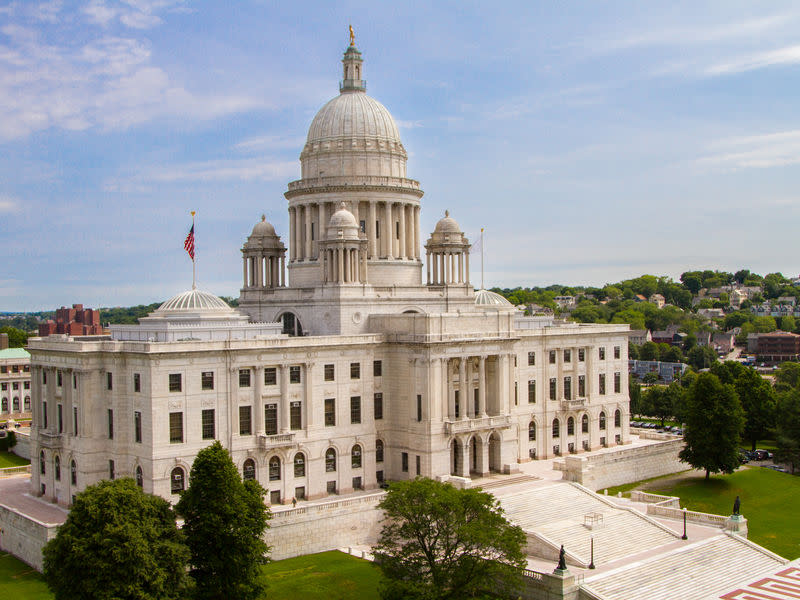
12, 430, 30, 460
266, 492, 385, 560
0, 504, 59, 570
561, 439, 685, 491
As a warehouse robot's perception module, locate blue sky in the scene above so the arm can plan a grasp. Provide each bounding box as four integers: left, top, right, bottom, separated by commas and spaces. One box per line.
2, 1, 800, 311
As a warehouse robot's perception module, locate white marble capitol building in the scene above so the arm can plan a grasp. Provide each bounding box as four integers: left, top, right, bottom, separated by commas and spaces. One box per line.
28, 40, 631, 505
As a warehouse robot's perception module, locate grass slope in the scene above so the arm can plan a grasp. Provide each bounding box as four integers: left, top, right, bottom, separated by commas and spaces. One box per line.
0, 452, 29, 468
641, 467, 800, 560
0, 553, 51, 600
262, 551, 383, 600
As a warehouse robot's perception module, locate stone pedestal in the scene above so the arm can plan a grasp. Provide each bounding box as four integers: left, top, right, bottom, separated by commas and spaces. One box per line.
725, 514, 748, 538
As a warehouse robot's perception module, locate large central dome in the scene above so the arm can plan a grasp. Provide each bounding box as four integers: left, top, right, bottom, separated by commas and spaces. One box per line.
306, 92, 401, 146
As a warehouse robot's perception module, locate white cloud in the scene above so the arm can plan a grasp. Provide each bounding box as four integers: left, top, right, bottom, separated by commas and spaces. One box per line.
108, 157, 298, 186
697, 130, 800, 170
706, 44, 800, 75
0, 195, 21, 213
396, 119, 423, 129
233, 135, 306, 153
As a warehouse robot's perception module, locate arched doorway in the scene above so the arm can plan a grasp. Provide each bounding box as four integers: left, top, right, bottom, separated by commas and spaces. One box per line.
488, 433, 501, 473
451, 439, 461, 476
279, 312, 303, 337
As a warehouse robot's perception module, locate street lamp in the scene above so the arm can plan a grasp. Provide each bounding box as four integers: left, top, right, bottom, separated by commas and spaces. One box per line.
682, 507, 688, 540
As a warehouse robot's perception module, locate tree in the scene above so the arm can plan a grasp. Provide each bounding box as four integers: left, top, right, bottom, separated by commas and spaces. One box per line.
42, 479, 191, 600
775, 362, 800, 391
687, 345, 717, 370
713, 362, 776, 451
629, 376, 642, 416
176, 442, 271, 600
775, 389, 800, 473
0, 326, 28, 347
679, 373, 744, 479
639, 341, 660, 361
374, 478, 526, 600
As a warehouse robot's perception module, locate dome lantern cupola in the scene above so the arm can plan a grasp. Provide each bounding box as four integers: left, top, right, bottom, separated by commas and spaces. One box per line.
425, 210, 471, 287
341, 27, 365, 92
241, 214, 286, 290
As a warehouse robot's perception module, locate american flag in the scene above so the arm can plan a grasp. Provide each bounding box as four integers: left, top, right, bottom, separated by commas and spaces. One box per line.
184, 224, 195, 260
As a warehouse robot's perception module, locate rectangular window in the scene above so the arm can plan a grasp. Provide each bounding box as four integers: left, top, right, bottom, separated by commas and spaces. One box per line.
353, 476, 363, 490
374, 393, 383, 420
42, 371, 46, 384
373, 360, 382, 377
57, 370, 62, 387
528, 380, 536, 403
201, 372, 214, 390
324, 364, 335, 381
169, 373, 182, 392
376, 470, 384, 483
239, 369, 251, 388
133, 373, 141, 393
109, 460, 115, 481
264, 367, 277, 386
454, 390, 460, 418
106, 372, 113, 390
564, 349, 571, 363
324, 398, 335, 426
290, 402, 302, 430
264, 404, 276, 435
0, 365, 6, 374
563, 376, 572, 400
43, 401, 48, 428
239, 406, 252, 436
528, 351, 535, 366
72, 406, 78, 436
401, 452, 408, 472
12, 382, 18, 390
614, 372, 621, 394
396, 221, 400, 239
599, 347, 606, 360
578, 348, 585, 362
289, 366, 301, 384
350, 362, 360, 380
24, 381, 31, 390
0, 383, 5, 391
549, 378, 557, 400
57, 404, 63, 433
416, 394, 422, 422
375, 220, 380, 238
549, 350, 556, 364
359, 219, 366, 233
350, 396, 361, 424
134, 410, 142, 443
578, 375, 586, 397
295, 486, 306, 500
169, 412, 183, 443
311, 222, 315, 241
202, 409, 215, 439
416, 455, 421, 476
599, 374, 606, 395
107, 409, 114, 439
614, 346, 621, 359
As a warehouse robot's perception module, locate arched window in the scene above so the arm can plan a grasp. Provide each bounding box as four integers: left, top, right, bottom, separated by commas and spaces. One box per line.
599, 412, 607, 430
70, 460, 77, 485
552, 419, 560, 438
325, 448, 337, 472
269, 456, 281, 481
567, 417, 575, 436
243, 458, 256, 481
280, 312, 303, 337
294, 453, 306, 477
582, 414, 589, 433
170, 467, 185, 494
351, 444, 362, 469
614, 409, 621, 427
40, 451, 45, 475
1, 398, 7, 412
54, 455, 61, 481
135, 466, 143, 488
528, 421, 536, 441
13, 397, 19, 412
375, 440, 384, 463
24, 396, 30, 411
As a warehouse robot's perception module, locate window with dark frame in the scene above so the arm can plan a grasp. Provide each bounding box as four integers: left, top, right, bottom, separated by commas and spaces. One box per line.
614, 372, 621, 394
549, 378, 557, 400
416, 394, 422, 422
325, 448, 336, 472
169, 412, 183, 443
614, 345, 621, 359
599, 347, 606, 360
578, 348, 585, 362
289, 366, 301, 383
599, 374, 606, 395
134, 410, 142, 443
73, 406, 78, 436
264, 367, 277, 386
529, 421, 536, 441
264, 404, 276, 435
374, 393, 383, 420
290, 402, 302, 430
169, 373, 182, 392
107, 409, 114, 439
57, 404, 63, 433
528, 351, 535, 366
239, 369, 251, 388
133, 373, 141, 393
109, 460, 115, 480
401, 452, 408, 472
351, 444, 362, 468
350, 396, 361, 424
350, 362, 360, 380
202, 409, 215, 440
106, 372, 113, 390
240, 406, 253, 436
579, 375, 586, 397
564, 349, 571, 363
563, 376, 571, 400
373, 360, 382, 377
43, 401, 48, 428
324, 398, 335, 426
201, 371, 214, 390
549, 350, 556, 364
376, 440, 384, 462
324, 364, 335, 381
294, 453, 305, 477
528, 380, 536, 403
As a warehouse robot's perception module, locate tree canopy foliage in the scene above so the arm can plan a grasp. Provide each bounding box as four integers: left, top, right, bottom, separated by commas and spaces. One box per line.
42, 478, 191, 600
374, 478, 526, 600
0, 326, 29, 347
175, 441, 271, 600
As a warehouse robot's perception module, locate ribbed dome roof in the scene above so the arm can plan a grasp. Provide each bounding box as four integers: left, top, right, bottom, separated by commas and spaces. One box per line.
329, 203, 358, 228
154, 289, 234, 314
306, 92, 402, 145
474, 289, 513, 308
250, 215, 276, 237
434, 210, 461, 233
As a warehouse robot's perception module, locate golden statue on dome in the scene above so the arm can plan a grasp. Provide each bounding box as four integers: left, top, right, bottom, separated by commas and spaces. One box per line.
349, 24, 355, 46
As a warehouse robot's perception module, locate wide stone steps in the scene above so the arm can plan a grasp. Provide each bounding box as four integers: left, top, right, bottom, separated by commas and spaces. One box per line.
583, 534, 786, 600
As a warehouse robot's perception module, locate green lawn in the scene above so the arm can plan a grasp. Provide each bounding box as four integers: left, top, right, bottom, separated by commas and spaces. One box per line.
0, 452, 29, 468
0, 553, 51, 600
262, 551, 383, 600
628, 467, 800, 559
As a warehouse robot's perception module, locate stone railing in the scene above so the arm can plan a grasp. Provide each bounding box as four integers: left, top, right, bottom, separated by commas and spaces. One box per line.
257, 433, 296, 450
444, 415, 511, 435
646, 504, 729, 527
561, 398, 586, 409
271, 491, 385, 521
0, 465, 31, 478
287, 175, 421, 192
630, 491, 681, 507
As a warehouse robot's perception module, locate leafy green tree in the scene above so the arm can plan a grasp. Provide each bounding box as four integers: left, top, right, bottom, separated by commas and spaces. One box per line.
42, 479, 191, 600
679, 373, 744, 480
0, 326, 29, 347
374, 478, 526, 600
629, 376, 642, 416
711, 362, 775, 450
775, 362, 800, 391
642, 385, 678, 427
639, 341, 660, 361
176, 442, 271, 600
642, 372, 659, 385
687, 345, 717, 370
682, 333, 697, 352
681, 272, 703, 295
752, 316, 777, 333
628, 342, 640, 360
781, 315, 797, 332
775, 389, 800, 473
734, 269, 751, 284
662, 345, 683, 363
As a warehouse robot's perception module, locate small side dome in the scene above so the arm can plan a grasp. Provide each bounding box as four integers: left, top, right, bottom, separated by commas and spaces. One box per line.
328, 202, 358, 228
434, 210, 461, 234
474, 289, 513, 308
154, 289, 234, 314
250, 214, 276, 238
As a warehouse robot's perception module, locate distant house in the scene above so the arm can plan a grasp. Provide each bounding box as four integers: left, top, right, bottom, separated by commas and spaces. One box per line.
651, 329, 686, 346
697, 308, 725, 320
649, 294, 665, 308
729, 289, 747, 308
629, 330, 651, 345
747, 333, 760, 353
777, 296, 797, 306
554, 296, 576, 309
695, 331, 712, 347
629, 359, 689, 383
712, 332, 736, 354
756, 331, 800, 363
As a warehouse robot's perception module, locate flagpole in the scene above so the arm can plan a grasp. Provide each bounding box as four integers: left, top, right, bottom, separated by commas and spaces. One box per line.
480, 227, 484, 290
191, 211, 196, 290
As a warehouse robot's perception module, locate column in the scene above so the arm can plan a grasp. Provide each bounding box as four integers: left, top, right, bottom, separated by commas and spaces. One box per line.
465, 252, 470, 285
398, 202, 406, 259
319, 202, 327, 247
304, 204, 312, 260
458, 358, 467, 420
457, 252, 463, 283
445, 359, 454, 419
289, 207, 296, 261
414, 206, 421, 259
280, 256, 285, 286
368, 201, 377, 258
384, 202, 393, 258
478, 356, 487, 417
430, 358, 441, 421
406, 205, 414, 258
426, 251, 431, 284
466, 358, 473, 417
279, 365, 289, 432
458, 438, 471, 477
255, 366, 264, 435
304, 363, 314, 429
337, 248, 344, 283
242, 258, 248, 288
498, 355, 509, 414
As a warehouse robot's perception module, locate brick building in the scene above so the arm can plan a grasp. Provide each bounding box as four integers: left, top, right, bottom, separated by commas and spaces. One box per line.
756, 331, 800, 363
38, 304, 105, 337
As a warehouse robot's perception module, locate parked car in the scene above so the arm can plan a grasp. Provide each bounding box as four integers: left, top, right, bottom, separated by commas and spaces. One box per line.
763, 465, 789, 473
752, 449, 773, 461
